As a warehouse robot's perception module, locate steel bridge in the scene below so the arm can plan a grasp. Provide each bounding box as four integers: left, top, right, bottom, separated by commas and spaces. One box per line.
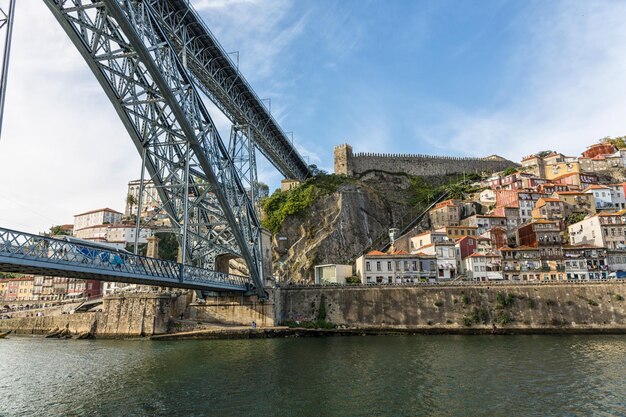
0, 1, 311, 296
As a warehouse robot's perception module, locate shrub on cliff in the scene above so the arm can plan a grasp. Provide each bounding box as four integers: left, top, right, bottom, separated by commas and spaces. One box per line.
262, 174, 351, 233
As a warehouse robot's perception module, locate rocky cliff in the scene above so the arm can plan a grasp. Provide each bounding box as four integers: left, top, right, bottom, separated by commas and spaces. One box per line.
268, 172, 458, 282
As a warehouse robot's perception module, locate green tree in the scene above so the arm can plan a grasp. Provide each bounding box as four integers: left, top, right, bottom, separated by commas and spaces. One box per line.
155, 232, 179, 261
49, 225, 70, 236
126, 194, 138, 215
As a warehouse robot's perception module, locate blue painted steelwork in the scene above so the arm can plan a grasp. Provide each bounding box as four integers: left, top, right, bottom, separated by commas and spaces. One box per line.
0, 228, 248, 292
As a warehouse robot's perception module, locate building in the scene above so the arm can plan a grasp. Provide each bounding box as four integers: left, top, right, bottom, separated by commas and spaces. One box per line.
464, 252, 503, 281
74, 208, 123, 232
491, 206, 521, 235
520, 152, 576, 179
280, 179, 301, 192
553, 191, 595, 218
74, 223, 154, 249
581, 142, 617, 159
314, 264, 353, 284
462, 214, 507, 235
495, 190, 550, 224
438, 226, 478, 240
408, 230, 448, 252
550, 172, 598, 189
428, 199, 462, 228
562, 245, 608, 280
516, 220, 562, 258
3, 276, 35, 301
413, 241, 457, 280
501, 247, 542, 281
568, 210, 626, 250
583, 185, 622, 211
479, 189, 496, 205
480, 227, 508, 249
125, 179, 161, 218
545, 160, 581, 180
531, 198, 565, 221
355, 250, 436, 284
501, 247, 565, 281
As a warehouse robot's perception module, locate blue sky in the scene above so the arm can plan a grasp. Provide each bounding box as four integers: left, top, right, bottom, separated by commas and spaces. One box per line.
193, 0, 626, 181
1, 1, 626, 233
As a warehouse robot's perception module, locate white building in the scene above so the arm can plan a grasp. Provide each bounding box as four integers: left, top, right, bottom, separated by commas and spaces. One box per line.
314, 264, 353, 284
74, 208, 123, 232
463, 253, 503, 281
568, 210, 626, 250
125, 179, 160, 217
408, 230, 448, 252
583, 185, 623, 211
73, 223, 153, 249
413, 241, 458, 280
479, 189, 496, 205
355, 250, 436, 284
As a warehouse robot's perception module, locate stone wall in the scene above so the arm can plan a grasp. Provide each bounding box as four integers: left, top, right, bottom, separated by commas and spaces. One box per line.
334, 144, 517, 177
0, 293, 192, 337
187, 294, 275, 327
96, 293, 190, 337
0, 314, 98, 336
277, 283, 626, 331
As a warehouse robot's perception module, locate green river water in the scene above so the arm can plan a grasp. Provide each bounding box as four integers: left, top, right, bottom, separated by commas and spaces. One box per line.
0, 335, 625, 416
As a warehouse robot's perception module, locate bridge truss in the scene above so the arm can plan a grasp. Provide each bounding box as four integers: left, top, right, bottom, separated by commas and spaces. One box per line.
0, 1, 311, 296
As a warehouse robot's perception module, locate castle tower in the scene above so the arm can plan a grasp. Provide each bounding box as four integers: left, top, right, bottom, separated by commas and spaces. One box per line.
334, 144, 354, 176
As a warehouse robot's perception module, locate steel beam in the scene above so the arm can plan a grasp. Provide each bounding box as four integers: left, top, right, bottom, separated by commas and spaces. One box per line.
43, 0, 265, 296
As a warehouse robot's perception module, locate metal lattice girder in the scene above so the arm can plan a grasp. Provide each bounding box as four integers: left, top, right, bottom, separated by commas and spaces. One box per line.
0, 0, 16, 139
145, 0, 311, 181
43, 0, 265, 296
0, 227, 248, 291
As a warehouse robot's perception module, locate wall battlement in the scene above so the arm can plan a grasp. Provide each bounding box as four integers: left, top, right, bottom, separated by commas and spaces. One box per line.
334, 143, 517, 177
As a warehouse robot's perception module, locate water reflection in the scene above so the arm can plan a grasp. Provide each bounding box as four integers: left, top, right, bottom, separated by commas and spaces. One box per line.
1, 335, 625, 417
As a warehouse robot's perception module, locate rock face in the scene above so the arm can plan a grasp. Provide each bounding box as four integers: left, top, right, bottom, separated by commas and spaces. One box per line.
272, 175, 416, 282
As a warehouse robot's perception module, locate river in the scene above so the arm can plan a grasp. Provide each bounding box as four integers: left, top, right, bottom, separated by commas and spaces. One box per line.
1, 335, 625, 416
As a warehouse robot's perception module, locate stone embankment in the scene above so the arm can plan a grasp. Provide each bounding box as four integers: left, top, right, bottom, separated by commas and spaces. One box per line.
2, 283, 626, 339
276, 282, 626, 333
0, 292, 191, 338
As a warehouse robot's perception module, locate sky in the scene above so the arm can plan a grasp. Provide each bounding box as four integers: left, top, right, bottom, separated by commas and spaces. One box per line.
1, 0, 626, 234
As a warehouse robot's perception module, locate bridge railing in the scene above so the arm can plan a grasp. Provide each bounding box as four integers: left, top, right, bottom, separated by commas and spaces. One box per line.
0, 227, 248, 290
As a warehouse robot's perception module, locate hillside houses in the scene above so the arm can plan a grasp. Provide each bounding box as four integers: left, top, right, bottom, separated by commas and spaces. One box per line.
349, 138, 626, 284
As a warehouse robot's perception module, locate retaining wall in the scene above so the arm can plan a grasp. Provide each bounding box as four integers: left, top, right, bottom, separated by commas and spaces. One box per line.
276, 283, 626, 331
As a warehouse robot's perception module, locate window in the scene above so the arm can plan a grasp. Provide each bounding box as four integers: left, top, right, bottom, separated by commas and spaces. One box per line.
366, 262, 371, 272
376, 261, 381, 272
387, 261, 392, 271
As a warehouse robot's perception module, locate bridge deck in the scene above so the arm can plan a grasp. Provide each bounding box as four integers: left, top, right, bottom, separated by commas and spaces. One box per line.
0, 228, 249, 292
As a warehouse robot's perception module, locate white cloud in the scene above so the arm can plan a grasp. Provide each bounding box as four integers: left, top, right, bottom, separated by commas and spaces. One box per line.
414, 1, 626, 161
0, 3, 139, 234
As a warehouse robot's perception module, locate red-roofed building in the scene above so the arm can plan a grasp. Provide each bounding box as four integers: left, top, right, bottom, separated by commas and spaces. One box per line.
428, 199, 462, 228
582, 142, 617, 159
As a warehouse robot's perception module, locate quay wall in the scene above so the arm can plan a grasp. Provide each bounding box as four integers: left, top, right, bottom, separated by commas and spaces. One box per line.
0, 293, 190, 337
276, 282, 626, 331
333, 144, 518, 177
187, 294, 275, 327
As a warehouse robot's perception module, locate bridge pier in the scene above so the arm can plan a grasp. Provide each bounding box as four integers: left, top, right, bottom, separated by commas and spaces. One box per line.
187, 291, 276, 327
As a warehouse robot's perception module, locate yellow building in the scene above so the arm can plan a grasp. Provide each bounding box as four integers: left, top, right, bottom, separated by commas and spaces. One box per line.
545, 161, 581, 180
0, 280, 7, 300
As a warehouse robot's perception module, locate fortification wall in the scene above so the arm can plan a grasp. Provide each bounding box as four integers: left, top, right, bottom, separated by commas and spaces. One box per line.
277, 283, 626, 331
334, 144, 517, 177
